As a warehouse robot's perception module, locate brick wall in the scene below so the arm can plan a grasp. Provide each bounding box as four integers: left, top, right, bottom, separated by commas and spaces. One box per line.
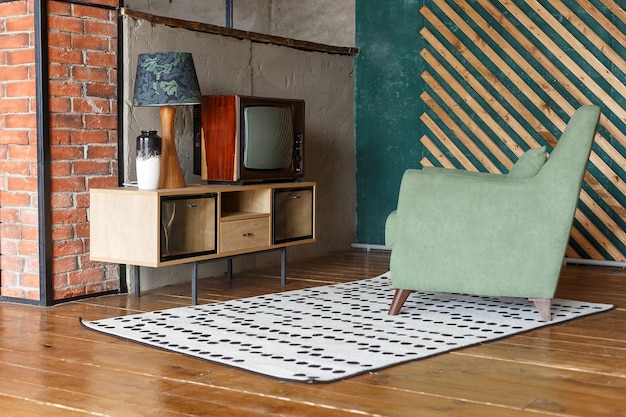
0, 0, 39, 300
1, 0, 120, 302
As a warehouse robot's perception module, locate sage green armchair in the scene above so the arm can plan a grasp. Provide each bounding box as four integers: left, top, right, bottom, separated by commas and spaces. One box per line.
385, 105, 601, 321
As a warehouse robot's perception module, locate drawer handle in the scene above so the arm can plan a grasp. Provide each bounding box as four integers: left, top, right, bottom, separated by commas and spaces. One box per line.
242, 232, 254, 237
186, 203, 198, 208
289, 195, 301, 199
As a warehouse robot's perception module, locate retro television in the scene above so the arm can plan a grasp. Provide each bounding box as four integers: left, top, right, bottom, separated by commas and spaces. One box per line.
196, 95, 304, 183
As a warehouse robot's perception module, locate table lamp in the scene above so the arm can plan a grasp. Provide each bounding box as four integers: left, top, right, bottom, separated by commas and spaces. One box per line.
132, 52, 202, 189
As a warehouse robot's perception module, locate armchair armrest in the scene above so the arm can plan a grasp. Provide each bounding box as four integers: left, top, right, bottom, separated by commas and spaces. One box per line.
389, 168, 579, 297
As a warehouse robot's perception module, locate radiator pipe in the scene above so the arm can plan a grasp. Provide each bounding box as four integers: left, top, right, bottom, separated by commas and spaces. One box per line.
351, 243, 626, 269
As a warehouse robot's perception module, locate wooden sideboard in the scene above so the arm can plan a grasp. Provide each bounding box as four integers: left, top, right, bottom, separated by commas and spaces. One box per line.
90, 182, 316, 303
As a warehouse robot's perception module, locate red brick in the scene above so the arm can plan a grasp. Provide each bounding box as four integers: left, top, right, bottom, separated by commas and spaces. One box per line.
1, 239, 18, 256
50, 97, 71, 112
50, 192, 74, 208
52, 272, 69, 289
49, 63, 70, 79
21, 225, 39, 241
72, 66, 108, 83
48, 47, 83, 65
54, 286, 83, 299
85, 20, 117, 37
51, 176, 86, 193
18, 208, 39, 226
74, 222, 90, 238
0, 66, 29, 82
87, 176, 117, 189
85, 83, 116, 100
0, 33, 30, 48
51, 224, 74, 240
0, 1, 28, 15
47, 1, 71, 15
50, 161, 70, 177
0, 130, 30, 145
68, 267, 104, 286
0, 98, 30, 113
5, 113, 36, 128
73, 160, 110, 175
50, 145, 84, 160
7, 176, 37, 192
7, 48, 35, 65
72, 4, 111, 20
48, 15, 83, 33
6, 80, 36, 97
0, 191, 31, 206
84, 114, 117, 129
49, 80, 82, 97
25, 256, 39, 274
19, 272, 40, 289
7, 144, 36, 160
52, 255, 78, 274
87, 144, 117, 159
0, 191, 31, 207
109, 69, 118, 85
72, 129, 108, 144
5, 15, 35, 32
71, 34, 109, 51
17, 239, 38, 256
0, 270, 19, 289
1, 255, 24, 272
48, 31, 71, 49
50, 113, 83, 128
50, 129, 71, 145
0, 208, 19, 223
90, 0, 118, 8
52, 239, 84, 256
0, 223, 21, 239
0, 160, 32, 175
85, 51, 116, 68
75, 192, 89, 208
72, 97, 110, 113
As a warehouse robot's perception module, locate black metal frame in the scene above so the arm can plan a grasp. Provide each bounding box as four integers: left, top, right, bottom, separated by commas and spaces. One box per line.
28, 0, 123, 306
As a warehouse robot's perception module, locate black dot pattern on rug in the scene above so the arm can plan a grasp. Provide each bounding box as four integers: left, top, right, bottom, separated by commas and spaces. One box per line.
84, 274, 613, 383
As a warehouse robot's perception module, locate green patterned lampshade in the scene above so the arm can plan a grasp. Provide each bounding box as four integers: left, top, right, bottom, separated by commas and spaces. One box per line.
132, 52, 201, 106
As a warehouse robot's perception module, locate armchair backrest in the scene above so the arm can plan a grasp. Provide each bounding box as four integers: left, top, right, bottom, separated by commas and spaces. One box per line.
538, 105, 600, 184
535, 105, 600, 257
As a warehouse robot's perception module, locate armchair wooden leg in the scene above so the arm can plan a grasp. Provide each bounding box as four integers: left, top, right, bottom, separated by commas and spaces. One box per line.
388, 289, 414, 315
530, 298, 552, 322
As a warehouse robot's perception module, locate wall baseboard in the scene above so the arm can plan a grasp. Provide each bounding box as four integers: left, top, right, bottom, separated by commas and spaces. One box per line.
352, 243, 626, 269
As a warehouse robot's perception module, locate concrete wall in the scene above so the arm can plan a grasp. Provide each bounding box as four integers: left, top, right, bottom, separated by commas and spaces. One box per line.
123, 16, 356, 291
123, 0, 355, 47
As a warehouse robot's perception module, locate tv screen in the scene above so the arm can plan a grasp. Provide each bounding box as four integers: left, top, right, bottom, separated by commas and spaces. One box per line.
243, 106, 294, 170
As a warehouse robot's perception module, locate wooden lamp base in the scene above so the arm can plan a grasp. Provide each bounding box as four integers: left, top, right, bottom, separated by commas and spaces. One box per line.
158, 105, 186, 189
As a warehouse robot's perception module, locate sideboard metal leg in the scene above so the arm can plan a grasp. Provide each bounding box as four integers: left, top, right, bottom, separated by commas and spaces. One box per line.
281, 247, 287, 286
191, 261, 198, 305
134, 265, 141, 298
227, 258, 233, 282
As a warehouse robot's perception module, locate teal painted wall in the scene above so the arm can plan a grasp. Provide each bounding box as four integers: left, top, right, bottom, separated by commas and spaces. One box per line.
355, 1, 424, 245
354, 1, 626, 262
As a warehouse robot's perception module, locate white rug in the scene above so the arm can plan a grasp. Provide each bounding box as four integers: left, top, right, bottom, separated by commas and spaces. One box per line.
81, 273, 613, 383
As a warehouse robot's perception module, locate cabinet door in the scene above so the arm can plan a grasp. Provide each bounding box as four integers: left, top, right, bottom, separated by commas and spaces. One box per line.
160, 193, 217, 261
273, 187, 314, 244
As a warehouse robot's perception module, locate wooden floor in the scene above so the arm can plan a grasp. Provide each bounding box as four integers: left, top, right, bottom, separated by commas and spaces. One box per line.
1, 250, 625, 417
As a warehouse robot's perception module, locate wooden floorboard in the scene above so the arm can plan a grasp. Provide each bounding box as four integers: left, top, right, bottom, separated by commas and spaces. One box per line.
1, 249, 625, 416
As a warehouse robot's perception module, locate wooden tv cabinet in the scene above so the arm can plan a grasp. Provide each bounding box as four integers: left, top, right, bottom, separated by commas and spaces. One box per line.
90, 182, 316, 303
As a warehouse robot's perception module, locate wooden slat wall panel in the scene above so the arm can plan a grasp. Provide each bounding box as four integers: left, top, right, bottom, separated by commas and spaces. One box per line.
419, 0, 626, 262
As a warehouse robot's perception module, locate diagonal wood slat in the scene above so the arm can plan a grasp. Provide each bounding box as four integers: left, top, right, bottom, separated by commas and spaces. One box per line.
419, 1, 626, 261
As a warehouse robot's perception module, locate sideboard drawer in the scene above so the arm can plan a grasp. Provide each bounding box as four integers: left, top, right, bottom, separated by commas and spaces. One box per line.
220, 216, 270, 253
